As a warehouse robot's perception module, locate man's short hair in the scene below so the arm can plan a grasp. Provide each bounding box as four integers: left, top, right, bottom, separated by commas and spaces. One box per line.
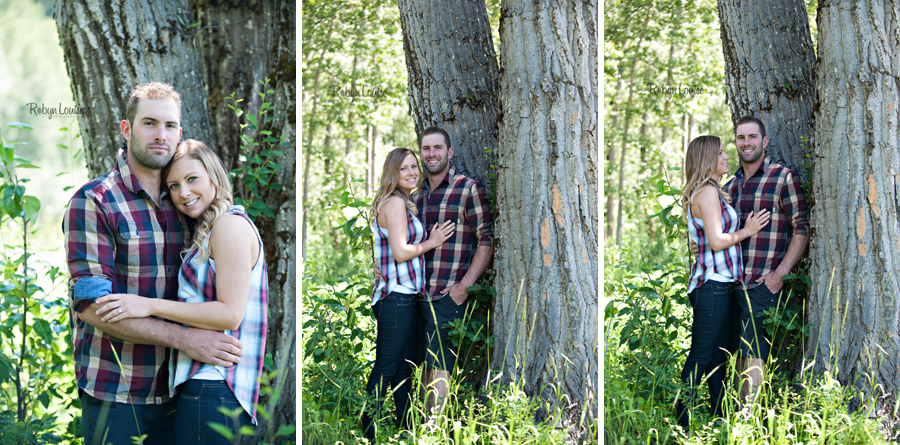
421, 126, 451, 148
125, 82, 182, 124
736, 116, 766, 138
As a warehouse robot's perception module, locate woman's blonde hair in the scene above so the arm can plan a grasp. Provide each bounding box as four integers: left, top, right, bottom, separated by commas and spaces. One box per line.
162, 139, 234, 263
682, 135, 731, 222
370, 148, 421, 222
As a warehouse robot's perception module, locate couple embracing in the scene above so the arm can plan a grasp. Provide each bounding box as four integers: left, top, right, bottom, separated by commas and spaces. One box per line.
363, 127, 494, 439
64, 83, 267, 443
676, 116, 810, 429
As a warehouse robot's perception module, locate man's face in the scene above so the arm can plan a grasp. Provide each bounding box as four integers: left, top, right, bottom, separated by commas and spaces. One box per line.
735, 122, 768, 165
420, 133, 453, 176
121, 98, 182, 170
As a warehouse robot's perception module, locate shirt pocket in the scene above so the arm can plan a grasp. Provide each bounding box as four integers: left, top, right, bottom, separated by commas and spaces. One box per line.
115, 221, 153, 274
752, 192, 781, 223
437, 204, 467, 240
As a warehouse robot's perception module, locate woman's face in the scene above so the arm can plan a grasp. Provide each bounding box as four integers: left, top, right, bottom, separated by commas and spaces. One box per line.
714, 143, 730, 178
166, 156, 217, 219
396, 153, 420, 194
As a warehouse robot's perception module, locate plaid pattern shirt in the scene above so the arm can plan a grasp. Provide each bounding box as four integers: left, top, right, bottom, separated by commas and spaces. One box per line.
415, 168, 494, 301
372, 206, 426, 305
63, 151, 188, 404
170, 206, 268, 425
724, 156, 810, 289
687, 195, 744, 293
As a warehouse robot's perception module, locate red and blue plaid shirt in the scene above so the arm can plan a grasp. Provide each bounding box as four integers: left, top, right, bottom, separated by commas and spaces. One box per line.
724, 156, 810, 289
63, 150, 188, 404
415, 168, 494, 301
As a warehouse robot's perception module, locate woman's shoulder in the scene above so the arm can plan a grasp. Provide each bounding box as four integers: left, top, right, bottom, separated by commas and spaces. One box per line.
211, 213, 255, 238
694, 184, 721, 202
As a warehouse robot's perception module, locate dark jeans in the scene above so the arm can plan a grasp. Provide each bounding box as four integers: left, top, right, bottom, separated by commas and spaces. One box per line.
416, 296, 470, 371
363, 291, 418, 439
80, 389, 176, 445
676, 280, 734, 428
734, 284, 782, 359
173, 379, 251, 445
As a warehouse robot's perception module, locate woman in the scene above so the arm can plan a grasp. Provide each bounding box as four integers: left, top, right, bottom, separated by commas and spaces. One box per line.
95, 139, 266, 443
363, 147, 454, 439
676, 135, 770, 429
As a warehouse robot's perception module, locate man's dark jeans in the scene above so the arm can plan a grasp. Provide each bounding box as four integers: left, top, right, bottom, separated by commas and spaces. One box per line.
362, 291, 418, 439
676, 280, 734, 428
80, 389, 176, 445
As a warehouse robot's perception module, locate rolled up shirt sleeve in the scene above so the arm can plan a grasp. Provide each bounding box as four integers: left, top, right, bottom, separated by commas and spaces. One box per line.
64, 189, 115, 313
782, 170, 809, 236
466, 181, 494, 246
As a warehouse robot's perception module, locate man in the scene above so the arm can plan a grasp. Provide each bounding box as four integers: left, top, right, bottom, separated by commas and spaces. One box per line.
63, 82, 243, 444
694, 116, 809, 406
414, 127, 494, 417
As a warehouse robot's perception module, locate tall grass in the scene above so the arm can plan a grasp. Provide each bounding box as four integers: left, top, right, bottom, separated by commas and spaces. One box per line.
302, 270, 597, 444
605, 248, 889, 444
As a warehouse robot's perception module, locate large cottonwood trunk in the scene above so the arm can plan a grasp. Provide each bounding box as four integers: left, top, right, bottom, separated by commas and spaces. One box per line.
251, 0, 295, 437
189, 0, 274, 169
718, 0, 816, 174
808, 0, 900, 414
397, 0, 500, 186
493, 0, 598, 434
56, 0, 215, 177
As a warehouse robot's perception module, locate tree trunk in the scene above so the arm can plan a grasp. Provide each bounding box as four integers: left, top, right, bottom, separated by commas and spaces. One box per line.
718, 0, 816, 175
612, 7, 651, 248
808, 0, 900, 414
397, 0, 500, 186
56, 0, 215, 177
189, 0, 274, 167
300, 12, 337, 260
493, 0, 598, 433
251, 0, 295, 436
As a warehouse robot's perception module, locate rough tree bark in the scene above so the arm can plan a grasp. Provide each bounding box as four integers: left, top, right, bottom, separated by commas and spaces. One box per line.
56, 0, 215, 176
254, 0, 296, 436
493, 0, 598, 433
397, 0, 500, 186
718, 0, 816, 175
808, 0, 900, 414
190, 0, 274, 169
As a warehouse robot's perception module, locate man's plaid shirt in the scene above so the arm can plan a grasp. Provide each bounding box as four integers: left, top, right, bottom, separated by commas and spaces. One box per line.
415, 167, 494, 301
63, 151, 188, 404
724, 156, 809, 289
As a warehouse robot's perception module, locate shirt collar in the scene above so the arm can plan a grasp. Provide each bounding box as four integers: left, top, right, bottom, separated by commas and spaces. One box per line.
116, 146, 172, 200
735, 155, 772, 181
423, 166, 457, 192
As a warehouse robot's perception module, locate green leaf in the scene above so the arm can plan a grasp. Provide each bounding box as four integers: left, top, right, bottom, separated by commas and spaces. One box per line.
5, 122, 33, 130
22, 195, 40, 222
1, 145, 13, 166
33, 318, 52, 344
206, 422, 233, 440
276, 425, 296, 436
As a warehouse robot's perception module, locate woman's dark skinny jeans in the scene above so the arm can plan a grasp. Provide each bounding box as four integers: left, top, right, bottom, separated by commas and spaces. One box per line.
676, 280, 734, 428
362, 292, 418, 439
